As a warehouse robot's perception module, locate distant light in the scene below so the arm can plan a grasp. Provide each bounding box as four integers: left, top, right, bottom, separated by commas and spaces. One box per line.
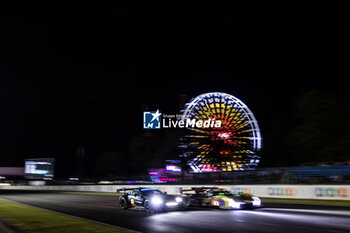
218, 133, 230, 139
166, 165, 182, 172
69, 177, 79, 181
98, 181, 113, 184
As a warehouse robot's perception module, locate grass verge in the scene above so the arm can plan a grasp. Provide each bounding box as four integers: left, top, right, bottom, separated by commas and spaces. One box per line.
0, 199, 134, 233
261, 197, 350, 207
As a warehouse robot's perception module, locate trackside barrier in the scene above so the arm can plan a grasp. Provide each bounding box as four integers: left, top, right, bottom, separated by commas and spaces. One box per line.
0, 185, 349, 200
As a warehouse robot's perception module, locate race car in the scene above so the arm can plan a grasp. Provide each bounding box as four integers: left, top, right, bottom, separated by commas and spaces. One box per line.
181, 187, 262, 209
117, 188, 189, 212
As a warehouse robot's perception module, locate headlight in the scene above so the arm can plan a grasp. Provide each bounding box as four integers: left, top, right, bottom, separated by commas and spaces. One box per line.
165, 202, 178, 207
252, 197, 261, 207
151, 196, 163, 206
175, 197, 183, 203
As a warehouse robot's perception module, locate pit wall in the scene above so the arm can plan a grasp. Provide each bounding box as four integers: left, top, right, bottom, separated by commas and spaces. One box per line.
0, 184, 349, 200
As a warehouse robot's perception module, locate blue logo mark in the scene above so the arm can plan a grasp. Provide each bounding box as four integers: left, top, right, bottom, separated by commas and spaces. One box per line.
143, 110, 161, 129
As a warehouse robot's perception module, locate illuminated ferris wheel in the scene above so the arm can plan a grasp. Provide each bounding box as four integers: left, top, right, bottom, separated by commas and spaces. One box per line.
179, 92, 262, 173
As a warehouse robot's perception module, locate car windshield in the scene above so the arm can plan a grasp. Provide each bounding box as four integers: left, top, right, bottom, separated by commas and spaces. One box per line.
141, 189, 163, 195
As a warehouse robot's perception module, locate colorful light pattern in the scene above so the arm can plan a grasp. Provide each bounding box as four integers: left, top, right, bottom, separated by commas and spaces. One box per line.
179, 92, 262, 173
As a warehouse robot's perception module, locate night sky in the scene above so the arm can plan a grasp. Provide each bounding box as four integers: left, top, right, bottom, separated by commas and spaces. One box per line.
0, 3, 348, 177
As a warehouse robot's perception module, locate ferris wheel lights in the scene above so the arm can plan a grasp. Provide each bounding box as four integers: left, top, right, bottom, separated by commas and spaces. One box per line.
218, 133, 230, 139
179, 92, 262, 173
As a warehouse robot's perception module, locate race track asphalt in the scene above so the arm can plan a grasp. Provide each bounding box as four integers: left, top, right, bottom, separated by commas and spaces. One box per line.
1, 190, 350, 233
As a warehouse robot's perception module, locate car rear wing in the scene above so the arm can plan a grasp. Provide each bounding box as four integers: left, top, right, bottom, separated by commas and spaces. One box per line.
180, 187, 219, 194
180, 189, 196, 194
116, 188, 135, 194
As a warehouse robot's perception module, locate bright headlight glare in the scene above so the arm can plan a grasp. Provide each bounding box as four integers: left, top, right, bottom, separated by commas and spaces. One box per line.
252, 197, 261, 206
151, 196, 163, 205
227, 198, 240, 208
166, 202, 178, 206
227, 198, 235, 205
175, 197, 183, 203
